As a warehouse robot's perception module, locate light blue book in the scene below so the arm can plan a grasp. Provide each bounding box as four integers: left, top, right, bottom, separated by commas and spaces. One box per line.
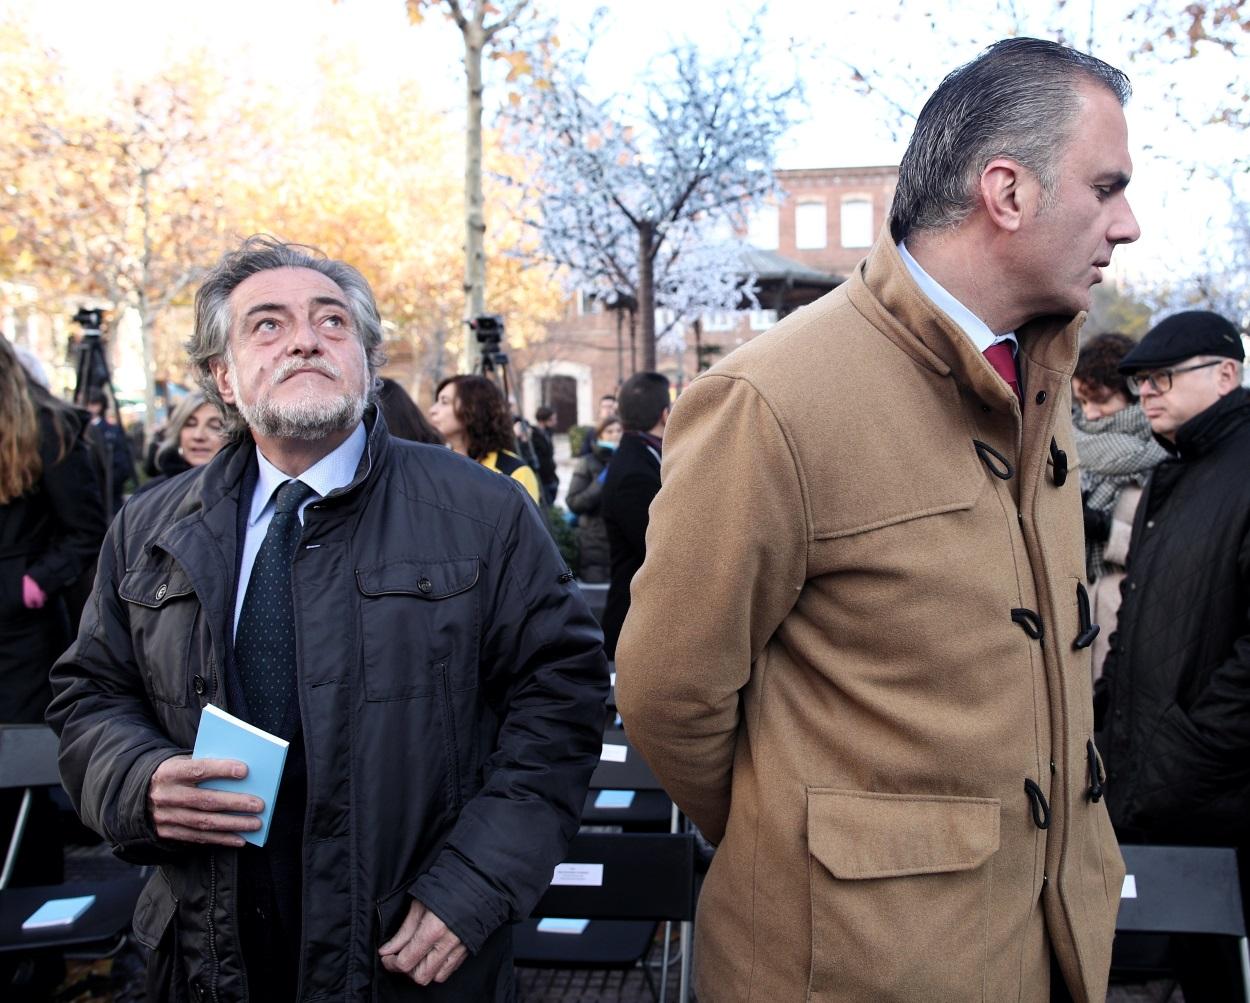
22, 895, 95, 930
594, 789, 636, 809
192, 704, 289, 847
536, 918, 590, 935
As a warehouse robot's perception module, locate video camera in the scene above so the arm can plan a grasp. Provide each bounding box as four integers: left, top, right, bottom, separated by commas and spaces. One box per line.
71, 306, 112, 405
469, 314, 511, 396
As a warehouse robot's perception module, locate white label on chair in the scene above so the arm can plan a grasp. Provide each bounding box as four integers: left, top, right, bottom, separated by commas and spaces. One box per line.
552, 863, 604, 886
610, 672, 617, 687
1121, 874, 1137, 899
600, 743, 628, 763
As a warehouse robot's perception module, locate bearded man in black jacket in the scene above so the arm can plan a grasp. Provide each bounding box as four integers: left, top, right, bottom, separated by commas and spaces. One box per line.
1097, 309, 1250, 1002
47, 236, 608, 1002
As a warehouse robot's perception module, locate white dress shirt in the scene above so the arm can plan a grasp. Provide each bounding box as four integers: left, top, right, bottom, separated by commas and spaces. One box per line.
233, 421, 367, 637
897, 241, 1018, 356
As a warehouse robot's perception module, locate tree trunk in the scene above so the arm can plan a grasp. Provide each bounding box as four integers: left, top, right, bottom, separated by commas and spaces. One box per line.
139, 168, 158, 437
461, 15, 488, 372
637, 221, 656, 371
628, 307, 637, 376
615, 307, 624, 385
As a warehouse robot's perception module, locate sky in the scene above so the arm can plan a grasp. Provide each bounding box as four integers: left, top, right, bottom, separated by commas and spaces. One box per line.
16, 0, 1249, 283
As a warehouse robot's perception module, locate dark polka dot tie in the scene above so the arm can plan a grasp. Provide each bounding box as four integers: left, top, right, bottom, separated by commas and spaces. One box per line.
235, 478, 316, 738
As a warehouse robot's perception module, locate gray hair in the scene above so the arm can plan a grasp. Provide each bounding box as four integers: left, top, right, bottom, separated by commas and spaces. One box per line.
188, 235, 387, 436
889, 38, 1131, 243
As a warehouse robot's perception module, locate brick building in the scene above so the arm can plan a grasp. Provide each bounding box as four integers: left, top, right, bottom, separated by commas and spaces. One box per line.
511, 164, 898, 430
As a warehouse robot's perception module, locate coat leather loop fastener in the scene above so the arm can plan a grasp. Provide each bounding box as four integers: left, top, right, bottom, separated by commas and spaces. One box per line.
1049, 438, 1069, 487
1011, 608, 1044, 641
1073, 582, 1100, 650
973, 439, 1014, 480
1086, 740, 1105, 804
1024, 778, 1052, 829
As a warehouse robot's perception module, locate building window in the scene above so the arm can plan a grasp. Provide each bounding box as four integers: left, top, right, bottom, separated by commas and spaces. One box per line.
749, 309, 778, 331
703, 311, 735, 332
748, 205, 780, 250
795, 200, 827, 250
840, 197, 874, 249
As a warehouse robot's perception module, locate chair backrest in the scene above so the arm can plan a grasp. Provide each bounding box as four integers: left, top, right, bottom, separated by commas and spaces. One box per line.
591, 728, 665, 791
1117, 844, 1247, 937
531, 832, 696, 922
0, 725, 61, 792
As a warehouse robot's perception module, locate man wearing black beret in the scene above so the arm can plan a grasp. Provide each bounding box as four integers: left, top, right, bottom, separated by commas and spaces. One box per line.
1096, 309, 1249, 1001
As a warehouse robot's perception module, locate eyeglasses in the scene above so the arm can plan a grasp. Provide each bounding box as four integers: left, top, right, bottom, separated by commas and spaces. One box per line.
1126, 360, 1223, 395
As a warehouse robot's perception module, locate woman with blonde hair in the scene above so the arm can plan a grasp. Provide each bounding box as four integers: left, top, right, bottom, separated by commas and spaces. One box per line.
0, 339, 106, 722
135, 391, 228, 495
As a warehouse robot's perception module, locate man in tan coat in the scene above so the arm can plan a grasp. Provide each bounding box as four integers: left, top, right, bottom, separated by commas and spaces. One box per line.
616, 38, 1140, 1002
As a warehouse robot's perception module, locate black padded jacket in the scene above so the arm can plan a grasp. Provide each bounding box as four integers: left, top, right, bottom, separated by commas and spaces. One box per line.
1098, 387, 1250, 844
47, 407, 608, 1002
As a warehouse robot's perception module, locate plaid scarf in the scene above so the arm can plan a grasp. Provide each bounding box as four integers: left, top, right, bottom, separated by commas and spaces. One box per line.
1073, 403, 1167, 580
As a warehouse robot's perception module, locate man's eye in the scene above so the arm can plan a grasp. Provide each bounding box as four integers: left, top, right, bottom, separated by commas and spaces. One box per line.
256, 318, 279, 332
322, 314, 345, 327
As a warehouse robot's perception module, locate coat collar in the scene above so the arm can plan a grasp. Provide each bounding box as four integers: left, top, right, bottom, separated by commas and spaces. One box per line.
847, 228, 1084, 408
1165, 386, 1250, 460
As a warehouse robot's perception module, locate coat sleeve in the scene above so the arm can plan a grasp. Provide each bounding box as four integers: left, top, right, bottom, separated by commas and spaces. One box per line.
410, 484, 608, 953
25, 423, 107, 597
45, 507, 188, 864
614, 373, 808, 843
600, 451, 658, 556
564, 458, 602, 516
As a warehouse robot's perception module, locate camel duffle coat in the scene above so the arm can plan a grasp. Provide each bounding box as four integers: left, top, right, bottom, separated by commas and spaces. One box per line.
615, 232, 1123, 1003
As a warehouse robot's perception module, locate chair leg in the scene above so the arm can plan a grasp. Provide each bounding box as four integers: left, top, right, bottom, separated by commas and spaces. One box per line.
679, 920, 692, 1003
0, 788, 33, 890
659, 919, 673, 1003
1239, 935, 1250, 1003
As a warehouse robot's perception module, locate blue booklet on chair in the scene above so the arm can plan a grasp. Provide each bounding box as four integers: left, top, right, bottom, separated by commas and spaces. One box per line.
22, 895, 95, 930
192, 704, 288, 847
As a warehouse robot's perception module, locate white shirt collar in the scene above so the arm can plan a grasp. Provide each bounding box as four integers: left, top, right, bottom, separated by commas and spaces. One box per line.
247, 421, 367, 527
897, 241, 1017, 355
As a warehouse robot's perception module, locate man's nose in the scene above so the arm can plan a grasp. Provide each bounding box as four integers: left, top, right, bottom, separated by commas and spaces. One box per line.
1111, 197, 1141, 245
289, 317, 320, 353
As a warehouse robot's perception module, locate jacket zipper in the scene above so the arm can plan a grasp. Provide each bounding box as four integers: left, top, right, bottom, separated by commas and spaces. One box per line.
207, 852, 221, 1002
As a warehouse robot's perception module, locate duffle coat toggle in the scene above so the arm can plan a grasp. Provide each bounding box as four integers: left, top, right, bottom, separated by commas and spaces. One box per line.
1074, 582, 1100, 650
1049, 437, 1069, 487
1086, 739, 1105, 804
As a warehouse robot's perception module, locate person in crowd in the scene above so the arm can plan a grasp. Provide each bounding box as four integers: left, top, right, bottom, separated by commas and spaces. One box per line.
47, 237, 608, 1002
579, 394, 620, 456
428, 374, 541, 503
0, 337, 103, 920
1071, 332, 1166, 678
566, 416, 623, 583
616, 38, 1140, 1002
601, 372, 668, 658
1096, 311, 1250, 1001
531, 405, 559, 505
84, 387, 136, 516
376, 377, 445, 445
133, 391, 229, 496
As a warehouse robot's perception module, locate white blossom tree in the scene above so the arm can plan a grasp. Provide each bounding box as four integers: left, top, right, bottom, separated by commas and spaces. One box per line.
507, 23, 798, 372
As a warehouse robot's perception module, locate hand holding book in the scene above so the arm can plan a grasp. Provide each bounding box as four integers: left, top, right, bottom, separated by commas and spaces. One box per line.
148, 754, 264, 848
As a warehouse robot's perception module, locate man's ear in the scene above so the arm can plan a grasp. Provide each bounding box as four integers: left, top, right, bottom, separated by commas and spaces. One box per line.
208, 356, 235, 405
979, 157, 1032, 234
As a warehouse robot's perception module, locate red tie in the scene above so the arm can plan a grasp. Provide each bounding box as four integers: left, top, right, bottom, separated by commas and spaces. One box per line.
983, 342, 1021, 402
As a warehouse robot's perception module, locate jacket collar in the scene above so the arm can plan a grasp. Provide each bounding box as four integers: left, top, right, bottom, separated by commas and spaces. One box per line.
847, 228, 1083, 407
1165, 386, 1250, 460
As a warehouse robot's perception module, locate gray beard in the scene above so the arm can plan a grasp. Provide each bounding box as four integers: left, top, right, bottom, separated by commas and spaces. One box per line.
228, 360, 368, 441
237, 389, 366, 441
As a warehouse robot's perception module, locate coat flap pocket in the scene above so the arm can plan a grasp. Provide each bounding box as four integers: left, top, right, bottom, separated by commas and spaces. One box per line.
132, 869, 177, 950
119, 567, 195, 608
356, 558, 479, 600
808, 788, 1000, 880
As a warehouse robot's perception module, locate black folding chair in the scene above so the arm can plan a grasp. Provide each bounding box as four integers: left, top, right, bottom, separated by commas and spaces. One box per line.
1116, 843, 1250, 1002
516, 831, 697, 1003
582, 726, 674, 830
0, 725, 146, 969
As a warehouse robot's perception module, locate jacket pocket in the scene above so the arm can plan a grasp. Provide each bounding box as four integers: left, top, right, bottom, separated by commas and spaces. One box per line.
806, 788, 999, 1001
356, 557, 480, 702
119, 566, 198, 707
132, 868, 178, 951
